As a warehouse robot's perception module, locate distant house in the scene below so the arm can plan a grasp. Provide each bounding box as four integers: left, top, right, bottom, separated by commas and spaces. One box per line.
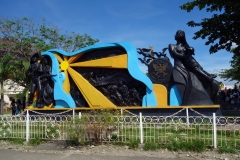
0, 81, 25, 104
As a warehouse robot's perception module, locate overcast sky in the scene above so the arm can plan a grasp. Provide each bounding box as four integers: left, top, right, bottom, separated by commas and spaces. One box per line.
0, 0, 236, 88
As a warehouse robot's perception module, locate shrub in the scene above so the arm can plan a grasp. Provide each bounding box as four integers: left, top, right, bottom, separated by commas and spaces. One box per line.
144, 141, 158, 150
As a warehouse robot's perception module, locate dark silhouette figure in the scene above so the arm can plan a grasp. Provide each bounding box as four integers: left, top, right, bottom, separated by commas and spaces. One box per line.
27, 54, 55, 108
74, 91, 87, 107
183, 47, 217, 82
168, 30, 219, 105
118, 80, 130, 104
27, 53, 43, 107
11, 99, 17, 115
40, 56, 54, 107
16, 99, 22, 114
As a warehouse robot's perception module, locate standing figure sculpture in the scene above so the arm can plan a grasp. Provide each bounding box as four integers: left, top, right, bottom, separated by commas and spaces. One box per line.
27, 54, 55, 108
27, 53, 43, 107
168, 30, 219, 105
40, 56, 54, 107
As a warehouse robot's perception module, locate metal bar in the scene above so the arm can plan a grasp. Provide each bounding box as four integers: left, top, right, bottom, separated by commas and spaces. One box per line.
26, 110, 29, 142
139, 112, 143, 144
213, 113, 217, 148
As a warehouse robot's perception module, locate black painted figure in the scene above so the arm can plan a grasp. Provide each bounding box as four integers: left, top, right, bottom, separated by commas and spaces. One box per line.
27, 54, 55, 108
108, 84, 125, 105
169, 30, 215, 82
74, 91, 87, 107
40, 56, 54, 107
118, 80, 130, 103
183, 47, 217, 82
129, 88, 142, 106
27, 53, 43, 106
168, 30, 219, 105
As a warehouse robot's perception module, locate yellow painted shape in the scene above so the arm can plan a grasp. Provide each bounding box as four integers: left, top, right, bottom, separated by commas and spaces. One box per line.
153, 84, 168, 107
60, 61, 69, 70
33, 90, 38, 101
26, 106, 35, 109
68, 53, 83, 64
63, 70, 70, 94
68, 67, 117, 108
69, 54, 127, 68
54, 53, 63, 63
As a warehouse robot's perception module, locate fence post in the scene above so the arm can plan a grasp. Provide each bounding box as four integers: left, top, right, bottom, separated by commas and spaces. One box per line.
213, 113, 217, 148
79, 112, 81, 119
73, 109, 75, 124
139, 112, 143, 144
26, 110, 29, 142
186, 108, 189, 127
121, 109, 123, 130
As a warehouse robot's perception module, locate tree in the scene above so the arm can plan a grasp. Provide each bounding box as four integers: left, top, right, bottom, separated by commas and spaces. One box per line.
0, 17, 99, 114
218, 54, 240, 82
0, 17, 99, 87
0, 54, 15, 115
180, 0, 240, 81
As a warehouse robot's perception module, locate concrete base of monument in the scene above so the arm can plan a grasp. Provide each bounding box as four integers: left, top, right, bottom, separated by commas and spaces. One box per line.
24, 105, 222, 116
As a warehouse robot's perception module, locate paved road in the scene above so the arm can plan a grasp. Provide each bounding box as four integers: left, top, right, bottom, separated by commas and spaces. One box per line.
0, 149, 189, 160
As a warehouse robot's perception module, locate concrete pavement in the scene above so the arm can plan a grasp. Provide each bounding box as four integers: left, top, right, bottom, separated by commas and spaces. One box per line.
0, 141, 193, 160
0, 149, 188, 160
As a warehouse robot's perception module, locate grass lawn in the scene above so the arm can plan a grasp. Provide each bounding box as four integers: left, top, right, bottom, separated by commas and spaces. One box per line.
3, 111, 12, 115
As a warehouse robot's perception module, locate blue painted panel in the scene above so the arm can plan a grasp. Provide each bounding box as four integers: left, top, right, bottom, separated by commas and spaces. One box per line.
143, 87, 157, 107
169, 85, 182, 106
44, 42, 157, 107
47, 42, 153, 90
41, 51, 76, 108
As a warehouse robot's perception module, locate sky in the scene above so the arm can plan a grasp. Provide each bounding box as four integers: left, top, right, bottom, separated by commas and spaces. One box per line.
0, 0, 236, 88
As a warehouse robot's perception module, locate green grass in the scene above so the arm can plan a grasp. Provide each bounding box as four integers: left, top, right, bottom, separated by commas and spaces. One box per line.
3, 111, 12, 115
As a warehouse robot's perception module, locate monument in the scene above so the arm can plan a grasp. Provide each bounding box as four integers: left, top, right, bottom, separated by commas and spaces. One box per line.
26, 30, 220, 116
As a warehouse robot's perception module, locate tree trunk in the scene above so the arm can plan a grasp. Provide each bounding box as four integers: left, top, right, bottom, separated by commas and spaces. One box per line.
0, 81, 4, 115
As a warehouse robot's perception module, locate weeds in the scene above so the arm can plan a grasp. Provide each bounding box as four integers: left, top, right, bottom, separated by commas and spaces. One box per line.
128, 139, 139, 149
144, 142, 158, 150
28, 137, 44, 146
218, 146, 237, 154
165, 138, 206, 152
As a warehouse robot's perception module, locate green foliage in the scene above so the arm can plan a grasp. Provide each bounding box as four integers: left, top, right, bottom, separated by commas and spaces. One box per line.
0, 16, 99, 91
180, 0, 240, 54
63, 109, 120, 146
218, 146, 237, 154
219, 54, 240, 82
128, 139, 139, 149
3, 138, 25, 145
218, 140, 239, 154
144, 141, 158, 150
180, 0, 240, 82
165, 137, 206, 152
46, 123, 60, 139
28, 137, 43, 146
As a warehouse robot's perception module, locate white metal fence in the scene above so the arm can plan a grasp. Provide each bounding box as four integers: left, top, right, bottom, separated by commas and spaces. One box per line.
0, 109, 240, 149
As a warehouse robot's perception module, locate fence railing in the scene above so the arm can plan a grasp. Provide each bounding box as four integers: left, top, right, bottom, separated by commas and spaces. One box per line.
0, 109, 240, 149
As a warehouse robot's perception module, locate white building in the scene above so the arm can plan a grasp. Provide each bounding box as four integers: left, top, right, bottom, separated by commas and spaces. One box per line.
0, 80, 25, 104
